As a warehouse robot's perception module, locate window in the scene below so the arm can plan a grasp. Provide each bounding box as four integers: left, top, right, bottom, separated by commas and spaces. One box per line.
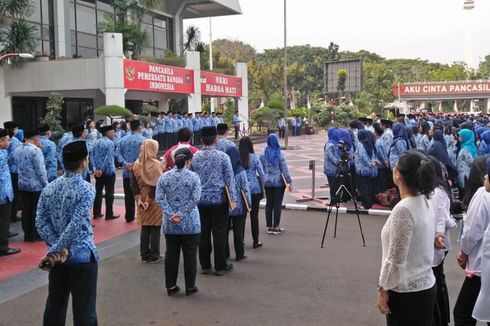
141, 13, 174, 58
27, 0, 55, 58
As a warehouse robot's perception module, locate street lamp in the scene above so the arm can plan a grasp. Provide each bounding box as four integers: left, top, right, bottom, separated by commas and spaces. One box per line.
0, 53, 35, 61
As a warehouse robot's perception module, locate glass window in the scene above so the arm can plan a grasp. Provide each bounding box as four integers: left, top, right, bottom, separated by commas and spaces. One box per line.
154, 16, 166, 29
76, 5, 97, 34
41, 0, 51, 23
30, 1, 42, 23
143, 14, 153, 25
69, 2, 76, 30
77, 32, 97, 48
155, 48, 165, 58
154, 28, 166, 49
77, 47, 97, 58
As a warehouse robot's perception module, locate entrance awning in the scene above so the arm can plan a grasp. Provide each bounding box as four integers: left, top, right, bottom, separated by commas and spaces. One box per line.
181, 0, 242, 19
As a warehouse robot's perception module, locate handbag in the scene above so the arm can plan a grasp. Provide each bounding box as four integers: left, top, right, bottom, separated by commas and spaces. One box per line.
257, 176, 265, 200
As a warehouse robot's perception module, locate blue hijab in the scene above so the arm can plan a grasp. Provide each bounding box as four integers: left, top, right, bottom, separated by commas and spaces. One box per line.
15, 129, 24, 142
357, 129, 375, 158
327, 127, 340, 145
392, 123, 409, 149
226, 146, 244, 175
338, 129, 352, 147
476, 127, 488, 140
264, 133, 281, 165
480, 130, 490, 155
458, 129, 478, 158
428, 129, 455, 172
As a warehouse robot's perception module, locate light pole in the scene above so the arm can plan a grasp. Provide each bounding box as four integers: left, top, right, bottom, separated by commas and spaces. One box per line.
283, 0, 289, 149
0, 53, 34, 61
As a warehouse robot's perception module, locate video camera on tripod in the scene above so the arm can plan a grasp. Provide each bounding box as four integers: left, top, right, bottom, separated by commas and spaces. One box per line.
337, 141, 350, 171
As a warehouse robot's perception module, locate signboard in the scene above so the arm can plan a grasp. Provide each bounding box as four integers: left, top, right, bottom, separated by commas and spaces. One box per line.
324, 59, 363, 94
394, 81, 490, 99
201, 71, 242, 97
123, 59, 194, 94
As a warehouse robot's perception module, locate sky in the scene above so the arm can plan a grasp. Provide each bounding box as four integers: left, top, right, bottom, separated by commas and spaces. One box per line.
183, 0, 490, 68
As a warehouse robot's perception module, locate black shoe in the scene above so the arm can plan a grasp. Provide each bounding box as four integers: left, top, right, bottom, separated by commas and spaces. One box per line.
0, 247, 21, 256
201, 268, 212, 275
148, 256, 164, 264
125, 218, 135, 223
215, 263, 233, 276
186, 287, 198, 296
236, 255, 247, 262
93, 214, 104, 219
105, 215, 120, 220
8, 231, 18, 238
253, 242, 263, 249
167, 285, 180, 296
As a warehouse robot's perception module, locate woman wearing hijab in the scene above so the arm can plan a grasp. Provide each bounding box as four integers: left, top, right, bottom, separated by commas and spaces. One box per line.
457, 129, 478, 191
131, 139, 165, 263
479, 130, 490, 156
389, 123, 409, 170
405, 125, 417, 150
374, 123, 390, 192
156, 147, 201, 296
417, 122, 431, 152
239, 137, 265, 249
428, 129, 457, 182
225, 146, 251, 261
324, 128, 341, 203
260, 133, 292, 235
355, 130, 379, 209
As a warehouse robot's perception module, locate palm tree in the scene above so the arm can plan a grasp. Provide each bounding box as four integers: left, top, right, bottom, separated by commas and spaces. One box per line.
183, 26, 201, 52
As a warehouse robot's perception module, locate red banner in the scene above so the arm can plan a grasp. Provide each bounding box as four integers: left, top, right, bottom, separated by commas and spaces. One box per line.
201, 71, 242, 97
394, 81, 490, 97
123, 59, 194, 94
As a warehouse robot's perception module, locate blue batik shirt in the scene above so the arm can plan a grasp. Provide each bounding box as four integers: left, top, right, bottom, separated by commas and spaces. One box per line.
116, 132, 144, 179
141, 128, 153, 139
14, 143, 48, 192
389, 139, 407, 170
0, 149, 13, 205
91, 137, 116, 176
57, 132, 73, 166
36, 172, 99, 264
229, 171, 251, 217
375, 138, 389, 169
40, 136, 58, 182
259, 151, 292, 188
156, 168, 201, 235
456, 149, 474, 188
157, 117, 166, 133
7, 136, 21, 173
323, 143, 340, 177
190, 146, 237, 206
355, 145, 378, 178
217, 137, 236, 153
233, 115, 241, 128
85, 129, 99, 153
245, 154, 265, 195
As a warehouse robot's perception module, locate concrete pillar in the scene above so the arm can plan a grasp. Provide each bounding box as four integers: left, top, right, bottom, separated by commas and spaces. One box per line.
186, 51, 201, 114
103, 33, 126, 108
174, 2, 186, 55
235, 62, 249, 130
53, 0, 71, 57
0, 69, 12, 123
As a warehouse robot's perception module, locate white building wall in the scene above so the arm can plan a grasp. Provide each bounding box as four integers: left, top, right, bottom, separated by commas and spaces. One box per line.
0, 69, 12, 123
186, 51, 201, 114
103, 33, 125, 107
235, 62, 249, 129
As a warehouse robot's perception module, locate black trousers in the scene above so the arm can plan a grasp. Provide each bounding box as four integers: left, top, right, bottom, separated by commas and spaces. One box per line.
20, 190, 41, 240
249, 193, 262, 244
198, 205, 228, 271
93, 174, 115, 217
43, 254, 98, 326
265, 187, 285, 228
122, 178, 135, 222
0, 203, 12, 251
10, 173, 20, 221
234, 126, 239, 139
140, 225, 161, 260
327, 175, 338, 204
225, 215, 246, 260
165, 234, 200, 290
279, 127, 285, 138
357, 175, 375, 209
454, 276, 489, 326
387, 284, 437, 326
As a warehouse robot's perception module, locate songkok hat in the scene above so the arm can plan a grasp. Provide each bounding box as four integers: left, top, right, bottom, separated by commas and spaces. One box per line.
0, 128, 7, 138
63, 141, 88, 163
100, 125, 113, 133
24, 130, 39, 139
71, 124, 85, 133
201, 126, 217, 137
3, 121, 17, 129
380, 119, 393, 128
217, 123, 229, 132
130, 120, 141, 129
38, 124, 50, 133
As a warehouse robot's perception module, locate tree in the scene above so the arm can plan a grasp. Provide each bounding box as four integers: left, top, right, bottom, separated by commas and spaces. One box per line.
337, 69, 347, 96
41, 92, 64, 134
183, 26, 202, 52
0, 0, 38, 66
478, 54, 490, 79
95, 105, 133, 121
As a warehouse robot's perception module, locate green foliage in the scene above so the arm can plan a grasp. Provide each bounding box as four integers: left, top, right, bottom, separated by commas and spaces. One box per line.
251, 107, 282, 130
183, 26, 202, 52
140, 103, 159, 123
95, 105, 133, 118
333, 105, 355, 127
201, 99, 211, 115
223, 98, 235, 127
0, 0, 34, 19
141, 55, 186, 67
100, 14, 148, 59
337, 69, 347, 94
41, 92, 64, 134
478, 55, 490, 78
268, 99, 284, 110
0, 20, 38, 66
290, 107, 309, 117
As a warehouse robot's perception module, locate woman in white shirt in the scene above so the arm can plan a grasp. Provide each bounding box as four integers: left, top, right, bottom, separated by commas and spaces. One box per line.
377, 150, 437, 326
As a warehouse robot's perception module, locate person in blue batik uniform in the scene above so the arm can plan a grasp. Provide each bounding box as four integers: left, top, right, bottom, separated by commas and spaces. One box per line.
216, 123, 236, 153
457, 128, 478, 191
116, 120, 145, 222
156, 112, 166, 150
260, 133, 293, 235
156, 147, 201, 296
0, 128, 21, 256
239, 136, 265, 248
60, 124, 91, 182
39, 125, 58, 182
190, 126, 237, 276
389, 123, 409, 170
141, 122, 154, 139
91, 125, 119, 220
225, 146, 251, 261
36, 141, 99, 326
14, 130, 48, 242
324, 127, 341, 204
3, 121, 22, 223
355, 129, 379, 209
373, 123, 391, 193
192, 112, 201, 145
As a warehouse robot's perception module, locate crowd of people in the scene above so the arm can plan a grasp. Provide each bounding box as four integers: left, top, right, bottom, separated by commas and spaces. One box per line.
323, 112, 490, 325
0, 116, 292, 325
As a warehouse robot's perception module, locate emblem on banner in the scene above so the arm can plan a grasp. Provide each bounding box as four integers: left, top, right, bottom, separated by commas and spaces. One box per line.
185, 73, 191, 84
125, 66, 136, 81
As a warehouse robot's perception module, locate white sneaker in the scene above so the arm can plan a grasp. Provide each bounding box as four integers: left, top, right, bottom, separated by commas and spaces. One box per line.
267, 228, 274, 234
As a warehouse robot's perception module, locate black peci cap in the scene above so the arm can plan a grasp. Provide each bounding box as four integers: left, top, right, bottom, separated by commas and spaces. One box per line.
380, 119, 393, 128
201, 126, 217, 137
100, 125, 113, 133
0, 128, 7, 138
63, 141, 88, 163
24, 130, 39, 139
71, 124, 85, 133
38, 124, 50, 133
216, 123, 229, 132
130, 120, 141, 130
3, 121, 17, 129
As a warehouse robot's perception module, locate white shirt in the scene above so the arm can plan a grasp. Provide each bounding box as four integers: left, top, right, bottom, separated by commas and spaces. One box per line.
473, 223, 490, 322
432, 187, 457, 266
461, 187, 490, 277
379, 195, 435, 292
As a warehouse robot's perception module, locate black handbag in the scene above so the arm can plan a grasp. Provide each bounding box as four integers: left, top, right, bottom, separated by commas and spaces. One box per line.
257, 176, 265, 200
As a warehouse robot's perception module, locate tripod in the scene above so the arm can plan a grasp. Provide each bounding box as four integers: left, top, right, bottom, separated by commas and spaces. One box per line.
321, 164, 366, 247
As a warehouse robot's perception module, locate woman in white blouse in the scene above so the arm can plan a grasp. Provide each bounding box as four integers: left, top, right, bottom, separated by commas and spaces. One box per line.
377, 150, 437, 326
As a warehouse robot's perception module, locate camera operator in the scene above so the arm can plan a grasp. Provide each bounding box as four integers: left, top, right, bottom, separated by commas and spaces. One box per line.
324, 128, 353, 204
